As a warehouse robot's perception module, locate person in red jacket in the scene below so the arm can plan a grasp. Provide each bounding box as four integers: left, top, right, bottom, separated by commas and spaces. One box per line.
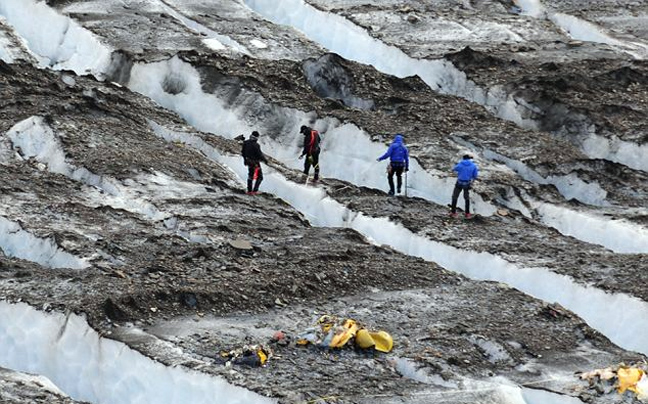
299, 125, 321, 182
241, 131, 268, 195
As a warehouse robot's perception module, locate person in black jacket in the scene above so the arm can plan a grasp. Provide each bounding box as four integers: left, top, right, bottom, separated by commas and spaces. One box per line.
241, 131, 268, 195
299, 125, 321, 182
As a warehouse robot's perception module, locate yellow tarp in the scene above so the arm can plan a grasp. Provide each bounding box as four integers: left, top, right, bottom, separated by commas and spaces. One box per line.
618, 367, 645, 394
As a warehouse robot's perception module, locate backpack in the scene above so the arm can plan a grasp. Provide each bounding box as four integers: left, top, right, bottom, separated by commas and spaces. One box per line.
390, 144, 407, 162
307, 130, 321, 154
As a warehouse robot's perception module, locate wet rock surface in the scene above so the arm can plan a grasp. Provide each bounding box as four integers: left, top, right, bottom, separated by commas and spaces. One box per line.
0, 1, 646, 403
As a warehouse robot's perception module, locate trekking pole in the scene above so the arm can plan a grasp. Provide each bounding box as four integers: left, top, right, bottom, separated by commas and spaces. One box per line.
405, 171, 408, 197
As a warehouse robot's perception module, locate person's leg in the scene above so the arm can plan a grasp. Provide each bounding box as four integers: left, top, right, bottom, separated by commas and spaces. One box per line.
247, 164, 255, 192
312, 152, 320, 180
387, 164, 395, 195
303, 155, 311, 175
253, 165, 263, 192
451, 184, 462, 213
463, 187, 470, 214
395, 166, 404, 193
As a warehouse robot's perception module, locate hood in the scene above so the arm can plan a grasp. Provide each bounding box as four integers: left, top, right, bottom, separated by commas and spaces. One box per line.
459, 159, 474, 167
393, 134, 403, 144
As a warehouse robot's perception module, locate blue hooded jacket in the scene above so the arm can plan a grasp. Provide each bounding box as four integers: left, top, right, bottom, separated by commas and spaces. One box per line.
453, 158, 479, 182
378, 134, 409, 168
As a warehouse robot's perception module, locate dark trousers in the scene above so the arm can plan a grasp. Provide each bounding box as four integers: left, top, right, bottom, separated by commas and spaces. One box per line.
246, 162, 263, 192
451, 182, 471, 213
388, 163, 404, 194
304, 151, 320, 180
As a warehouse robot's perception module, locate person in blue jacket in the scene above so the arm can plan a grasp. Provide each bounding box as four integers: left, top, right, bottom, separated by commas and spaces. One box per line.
450, 154, 479, 218
377, 134, 409, 196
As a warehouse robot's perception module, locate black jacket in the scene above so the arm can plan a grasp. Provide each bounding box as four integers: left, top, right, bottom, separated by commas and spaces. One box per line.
301, 129, 321, 156
241, 138, 267, 164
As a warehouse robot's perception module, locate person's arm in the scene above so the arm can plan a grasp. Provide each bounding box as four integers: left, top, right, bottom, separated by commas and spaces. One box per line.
299, 135, 308, 158
472, 165, 479, 180
377, 145, 392, 161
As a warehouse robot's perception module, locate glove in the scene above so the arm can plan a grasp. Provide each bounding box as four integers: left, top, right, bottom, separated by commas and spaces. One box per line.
405, 167, 409, 172
299, 154, 305, 160
376, 158, 381, 162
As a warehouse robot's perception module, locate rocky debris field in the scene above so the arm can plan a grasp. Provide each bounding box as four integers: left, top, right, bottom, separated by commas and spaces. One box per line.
0, 0, 646, 403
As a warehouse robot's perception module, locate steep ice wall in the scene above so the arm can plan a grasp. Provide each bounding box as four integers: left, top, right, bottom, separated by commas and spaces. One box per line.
0, 301, 275, 404
0, 0, 112, 74
243, 0, 538, 129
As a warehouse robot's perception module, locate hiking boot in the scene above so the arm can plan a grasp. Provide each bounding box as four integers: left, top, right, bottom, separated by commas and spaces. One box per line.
465, 213, 472, 219
388, 190, 395, 196
397, 187, 401, 194
449, 212, 458, 218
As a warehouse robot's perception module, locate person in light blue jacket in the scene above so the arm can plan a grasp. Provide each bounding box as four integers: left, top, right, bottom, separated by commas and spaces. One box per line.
377, 134, 409, 196
450, 154, 479, 218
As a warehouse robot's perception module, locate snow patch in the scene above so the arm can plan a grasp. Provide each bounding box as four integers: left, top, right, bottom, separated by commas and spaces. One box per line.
250, 39, 268, 49
482, 149, 608, 206
203, 38, 226, 51
0, 0, 112, 75
582, 133, 648, 173
497, 189, 647, 254
515, 0, 647, 59
522, 387, 583, 404
155, 0, 250, 55
535, 203, 648, 254
7, 116, 168, 221
514, 0, 545, 18
0, 216, 87, 269
394, 357, 458, 388
0, 28, 15, 63
469, 335, 512, 363
0, 301, 275, 404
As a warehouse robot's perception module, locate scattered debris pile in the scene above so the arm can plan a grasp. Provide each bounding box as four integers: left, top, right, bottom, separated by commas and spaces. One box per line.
295, 315, 394, 353
580, 363, 648, 401
220, 345, 273, 367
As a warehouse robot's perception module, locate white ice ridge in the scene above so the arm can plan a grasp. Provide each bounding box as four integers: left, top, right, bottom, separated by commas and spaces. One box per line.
499, 190, 648, 254
2, 0, 630, 246
154, 0, 251, 55
0, 301, 275, 404
387, 366, 579, 404
0, 0, 112, 75
582, 132, 648, 173
534, 202, 648, 254
515, 0, 648, 59
128, 56, 647, 253
243, 0, 538, 129
151, 122, 648, 356
7, 116, 168, 221
129, 56, 496, 215
465, 144, 648, 253
482, 149, 609, 206
0, 216, 87, 269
